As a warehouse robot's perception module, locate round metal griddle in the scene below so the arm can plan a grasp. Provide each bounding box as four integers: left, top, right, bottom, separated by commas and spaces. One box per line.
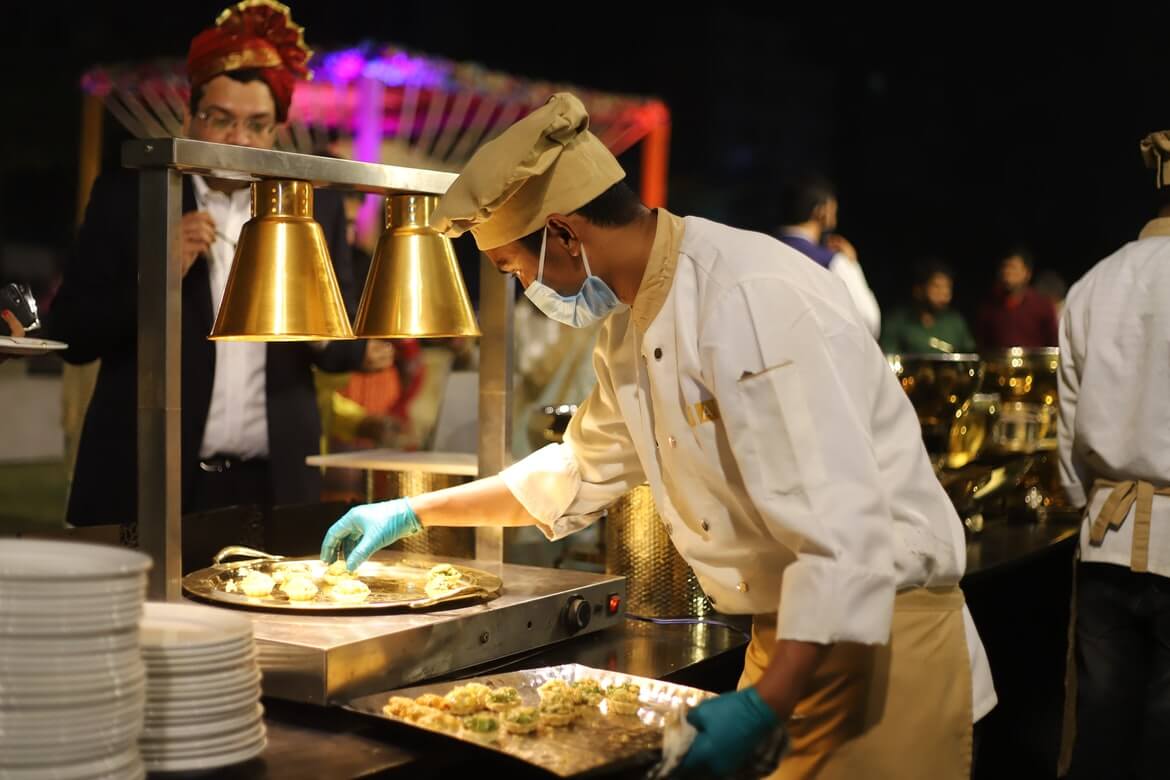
182, 546, 502, 613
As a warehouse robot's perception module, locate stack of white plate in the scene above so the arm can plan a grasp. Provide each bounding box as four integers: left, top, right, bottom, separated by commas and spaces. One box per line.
0, 539, 150, 780
139, 601, 266, 773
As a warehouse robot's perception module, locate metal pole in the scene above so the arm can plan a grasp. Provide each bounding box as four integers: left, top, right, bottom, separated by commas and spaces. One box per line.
137, 164, 183, 600
476, 253, 514, 563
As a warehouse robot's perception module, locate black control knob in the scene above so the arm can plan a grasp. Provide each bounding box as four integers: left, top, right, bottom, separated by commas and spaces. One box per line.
563, 596, 592, 633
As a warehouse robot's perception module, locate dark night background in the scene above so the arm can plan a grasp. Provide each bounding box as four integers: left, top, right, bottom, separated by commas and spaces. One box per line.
3, 6, 1169, 317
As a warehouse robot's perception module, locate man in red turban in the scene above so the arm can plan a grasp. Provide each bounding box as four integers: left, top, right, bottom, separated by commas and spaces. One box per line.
186, 0, 312, 126
47, 1, 386, 535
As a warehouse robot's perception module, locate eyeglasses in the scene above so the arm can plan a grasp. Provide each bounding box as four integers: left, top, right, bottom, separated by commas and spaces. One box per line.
195, 109, 276, 137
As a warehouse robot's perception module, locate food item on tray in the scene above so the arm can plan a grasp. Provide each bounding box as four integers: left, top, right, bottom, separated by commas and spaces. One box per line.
502, 705, 540, 735
605, 682, 642, 716
485, 686, 521, 712
444, 686, 481, 715
330, 578, 371, 603
324, 559, 353, 585
461, 682, 492, 708
239, 571, 275, 598
461, 713, 500, 744
424, 563, 466, 599
539, 698, 578, 727
415, 693, 447, 711
537, 679, 570, 702
282, 575, 319, 602
572, 678, 605, 707
223, 580, 238, 593
383, 696, 419, 719
417, 710, 462, 733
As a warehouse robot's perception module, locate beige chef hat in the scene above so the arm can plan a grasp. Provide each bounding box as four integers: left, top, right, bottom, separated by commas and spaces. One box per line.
1140, 131, 1170, 189
430, 93, 626, 250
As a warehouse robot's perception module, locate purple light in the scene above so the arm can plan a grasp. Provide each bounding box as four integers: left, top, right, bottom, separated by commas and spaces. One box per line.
361, 51, 446, 89
314, 48, 448, 90
317, 48, 368, 83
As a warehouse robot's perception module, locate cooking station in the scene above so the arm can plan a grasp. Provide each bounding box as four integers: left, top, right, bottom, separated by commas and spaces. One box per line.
184, 552, 627, 705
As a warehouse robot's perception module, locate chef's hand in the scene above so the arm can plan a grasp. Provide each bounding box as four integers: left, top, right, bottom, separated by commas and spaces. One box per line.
679, 687, 779, 777
320, 498, 423, 571
180, 211, 217, 276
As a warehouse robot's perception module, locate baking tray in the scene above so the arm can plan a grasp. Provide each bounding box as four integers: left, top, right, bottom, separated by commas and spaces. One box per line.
345, 663, 715, 777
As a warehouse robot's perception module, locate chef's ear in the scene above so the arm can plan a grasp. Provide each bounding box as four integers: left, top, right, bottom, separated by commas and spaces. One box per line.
545, 215, 581, 258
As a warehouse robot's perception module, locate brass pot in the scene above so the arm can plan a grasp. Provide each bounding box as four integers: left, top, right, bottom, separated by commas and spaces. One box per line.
980, 348, 1060, 455
886, 353, 984, 454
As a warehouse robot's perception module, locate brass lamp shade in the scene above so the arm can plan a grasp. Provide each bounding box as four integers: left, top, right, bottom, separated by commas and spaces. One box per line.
354, 194, 480, 338
210, 179, 355, 341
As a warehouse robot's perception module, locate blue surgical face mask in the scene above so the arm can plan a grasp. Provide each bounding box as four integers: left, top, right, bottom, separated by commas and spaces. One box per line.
523, 227, 623, 328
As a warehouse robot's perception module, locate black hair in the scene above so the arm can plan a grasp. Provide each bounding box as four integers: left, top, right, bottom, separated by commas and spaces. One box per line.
517, 181, 643, 258
912, 258, 955, 288
1001, 246, 1035, 271
777, 173, 836, 226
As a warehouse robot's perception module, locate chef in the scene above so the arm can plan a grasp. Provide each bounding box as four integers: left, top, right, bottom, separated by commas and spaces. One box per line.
1054, 131, 1170, 780
320, 93, 995, 778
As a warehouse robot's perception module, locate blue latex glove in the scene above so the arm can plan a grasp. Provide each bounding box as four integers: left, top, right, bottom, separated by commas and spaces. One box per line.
679, 687, 780, 777
319, 499, 422, 571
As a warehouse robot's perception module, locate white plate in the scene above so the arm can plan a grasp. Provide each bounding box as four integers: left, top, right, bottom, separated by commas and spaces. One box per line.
0, 630, 139, 658
144, 653, 257, 679
0, 687, 144, 726
145, 678, 261, 704
0, 336, 67, 357
140, 723, 265, 760
0, 576, 146, 599
0, 647, 141, 675
141, 732, 264, 773
143, 642, 255, 667
0, 660, 144, 696
140, 640, 254, 664
139, 602, 251, 651
0, 747, 141, 780
147, 662, 259, 687
0, 540, 150, 581
140, 703, 263, 742
144, 689, 260, 720
0, 609, 143, 638
0, 591, 144, 615
0, 721, 140, 767
0, 669, 145, 709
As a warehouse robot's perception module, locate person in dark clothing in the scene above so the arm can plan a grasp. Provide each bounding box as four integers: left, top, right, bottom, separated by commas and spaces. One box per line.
46, 1, 386, 527
976, 247, 1058, 349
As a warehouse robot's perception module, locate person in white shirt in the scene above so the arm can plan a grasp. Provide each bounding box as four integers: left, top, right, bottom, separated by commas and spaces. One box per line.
318, 94, 994, 779
1056, 130, 1170, 780
776, 173, 882, 339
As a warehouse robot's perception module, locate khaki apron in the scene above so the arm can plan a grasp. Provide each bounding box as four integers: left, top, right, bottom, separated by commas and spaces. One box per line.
739, 586, 973, 780
1057, 478, 1170, 775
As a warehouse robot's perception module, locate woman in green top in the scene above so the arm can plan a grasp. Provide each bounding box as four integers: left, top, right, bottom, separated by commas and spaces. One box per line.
880, 260, 976, 354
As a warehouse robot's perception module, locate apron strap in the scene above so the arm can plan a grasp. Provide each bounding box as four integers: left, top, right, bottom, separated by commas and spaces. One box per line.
1087, 478, 1170, 573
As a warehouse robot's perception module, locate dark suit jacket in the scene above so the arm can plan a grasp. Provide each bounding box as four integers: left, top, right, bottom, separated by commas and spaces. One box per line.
48, 170, 367, 526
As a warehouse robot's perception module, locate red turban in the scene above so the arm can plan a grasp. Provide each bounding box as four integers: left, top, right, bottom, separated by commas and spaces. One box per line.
186, 0, 312, 122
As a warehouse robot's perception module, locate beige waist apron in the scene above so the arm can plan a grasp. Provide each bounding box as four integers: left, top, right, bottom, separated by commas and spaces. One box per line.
1057, 478, 1170, 775
739, 586, 973, 780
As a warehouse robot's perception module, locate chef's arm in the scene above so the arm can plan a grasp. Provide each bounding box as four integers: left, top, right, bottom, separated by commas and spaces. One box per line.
409, 475, 539, 528
754, 638, 830, 719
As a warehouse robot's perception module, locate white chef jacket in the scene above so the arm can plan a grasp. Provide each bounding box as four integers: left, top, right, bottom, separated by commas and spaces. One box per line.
501, 210, 996, 719
1059, 217, 1170, 577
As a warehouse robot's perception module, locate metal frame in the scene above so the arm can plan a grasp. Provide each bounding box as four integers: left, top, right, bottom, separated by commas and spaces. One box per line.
123, 137, 514, 600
